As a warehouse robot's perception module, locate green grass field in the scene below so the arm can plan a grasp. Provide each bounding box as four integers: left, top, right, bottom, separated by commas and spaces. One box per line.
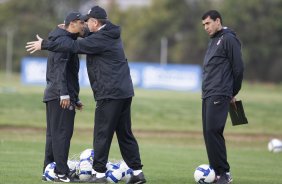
1, 73, 282, 184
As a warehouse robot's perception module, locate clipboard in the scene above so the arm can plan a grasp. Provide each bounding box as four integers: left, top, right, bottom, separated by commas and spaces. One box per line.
229, 100, 248, 126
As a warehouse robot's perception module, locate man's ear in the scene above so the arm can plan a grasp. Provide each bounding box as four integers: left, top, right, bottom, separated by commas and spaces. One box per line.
216, 18, 221, 25
94, 19, 99, 26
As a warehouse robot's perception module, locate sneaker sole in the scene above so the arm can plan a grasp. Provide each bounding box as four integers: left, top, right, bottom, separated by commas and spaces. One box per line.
133, 181, 146, 184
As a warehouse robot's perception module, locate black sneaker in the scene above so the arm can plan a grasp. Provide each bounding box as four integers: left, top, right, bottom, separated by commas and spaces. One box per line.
54, 174, 81, 183
42, 175, 47, 181
87, 174, 108, 183
68, 170, 79, 180
126, 172, 146, 184
216, 173, 233, 184
213, 175, 220, 183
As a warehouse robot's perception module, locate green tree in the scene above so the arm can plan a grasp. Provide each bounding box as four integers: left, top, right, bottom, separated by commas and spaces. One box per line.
110, 0, 282, 82
221, 0, 282, 82
111, 0, 217, 64
1, 0, 281, 83
0, 0, 83, 72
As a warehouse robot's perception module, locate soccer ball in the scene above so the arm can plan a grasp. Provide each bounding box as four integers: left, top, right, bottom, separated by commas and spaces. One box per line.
106, 162, 120, 170
78, 149, 95, 181
80, 148, 94, 161
67, 160, 79, 172
119, 160, 133, 182
78, 160, 92, 181
44, 162, 56, 181
268, 138, 282, 153
121, 168, 133, 182
106, 162, 123, 183
106, 168, 123, 183
194, 164, 216, 184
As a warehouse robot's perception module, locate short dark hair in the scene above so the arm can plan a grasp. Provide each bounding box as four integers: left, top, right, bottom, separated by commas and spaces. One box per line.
65, 19, 83, 29
202, 10, 223, 24
97, 19, 107, 26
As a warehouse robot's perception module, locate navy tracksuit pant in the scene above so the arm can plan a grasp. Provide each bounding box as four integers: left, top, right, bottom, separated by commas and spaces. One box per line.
43, 100, 75, 175
202, 95, 230, 175
93, 97, 143, 173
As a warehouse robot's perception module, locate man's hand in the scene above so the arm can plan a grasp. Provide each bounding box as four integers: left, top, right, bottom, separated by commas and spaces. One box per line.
75, 101, 84, 111
60, 99, 71, 109
26, 34, 43, 54
230, 96, 236, 104
58, 23, 65, 29
230, 96, 237, 110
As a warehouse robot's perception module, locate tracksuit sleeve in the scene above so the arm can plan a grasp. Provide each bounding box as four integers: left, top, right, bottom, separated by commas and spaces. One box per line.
41, 35, 104, 55
226, 36, 244, 96
59, 57, 69, 97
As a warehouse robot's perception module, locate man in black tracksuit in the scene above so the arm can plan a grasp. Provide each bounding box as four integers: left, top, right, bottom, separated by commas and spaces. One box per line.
42, 12, 84, 183
201, 10, 244, 184
28, 6, 146, 184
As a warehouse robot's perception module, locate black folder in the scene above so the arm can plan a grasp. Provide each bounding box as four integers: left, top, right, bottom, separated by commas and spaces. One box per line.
229, 100, 248, 126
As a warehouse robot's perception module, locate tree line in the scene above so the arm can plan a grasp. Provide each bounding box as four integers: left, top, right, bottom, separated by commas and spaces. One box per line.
0, 0, 281, 83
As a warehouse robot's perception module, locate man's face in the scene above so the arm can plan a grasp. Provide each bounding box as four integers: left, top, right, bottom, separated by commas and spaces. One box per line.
202, 16, 221, 36
69, 20, 84, 33
71, 20, 85, 33
87, 18, 99, 32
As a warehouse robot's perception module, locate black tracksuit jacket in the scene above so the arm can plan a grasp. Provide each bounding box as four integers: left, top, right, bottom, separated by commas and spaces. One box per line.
43, 27, 80, 103
202, 28, 244, 99
42, 21, 134, 101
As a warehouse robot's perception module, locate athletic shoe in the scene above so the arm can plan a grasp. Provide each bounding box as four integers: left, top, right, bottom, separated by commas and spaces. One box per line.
126, 172, 146, 184
87, 174, 108, 183
216, 172, 233, 184
42, 175, 47, 181
213, 175, 219, 183
54, 174, 80, 183
68, 170, 79, 180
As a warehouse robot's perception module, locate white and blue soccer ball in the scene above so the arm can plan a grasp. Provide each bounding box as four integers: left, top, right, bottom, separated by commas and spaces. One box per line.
80, 148, 94, 161
106, 162, 120, 170
44, 162, 57, 181
106, 166, 123, 183
119, 161, 133, 182
78, 149, 95, 181
78, 160, 92, 181
105, 160, 133, 183
194, 164, 216, 184
67, 160, 79, 173
268, 138, 282, 153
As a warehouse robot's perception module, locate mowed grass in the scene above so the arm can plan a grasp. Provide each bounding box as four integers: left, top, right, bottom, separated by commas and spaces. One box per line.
1, 73, 282, 184
1, 129, 282, 184
1, 73, 282, 135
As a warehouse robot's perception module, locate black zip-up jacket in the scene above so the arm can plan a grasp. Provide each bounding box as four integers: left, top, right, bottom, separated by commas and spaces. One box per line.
43, 27, 80, 103
42, 21, 134, 101
202, 28, 244, 99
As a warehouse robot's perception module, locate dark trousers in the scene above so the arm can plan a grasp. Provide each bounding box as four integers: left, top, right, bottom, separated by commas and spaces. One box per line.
202, 95, 230, 175
93, 97, 143, 173
43, 100, 75, 175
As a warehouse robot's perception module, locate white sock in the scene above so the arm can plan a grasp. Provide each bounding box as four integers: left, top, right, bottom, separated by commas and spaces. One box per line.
133, 170, 142, 176
96, 172, 106, 178
58, 174, 65, 177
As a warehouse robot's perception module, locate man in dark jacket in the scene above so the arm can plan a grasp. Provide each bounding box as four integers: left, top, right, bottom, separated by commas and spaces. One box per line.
42, 12, 84, 183
201, 10, 244, 184
27, 6, 146, 184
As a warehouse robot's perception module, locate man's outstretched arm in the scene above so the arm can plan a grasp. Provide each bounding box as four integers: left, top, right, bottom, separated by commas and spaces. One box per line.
26, 35, 43, 54
26, 34, 104, 55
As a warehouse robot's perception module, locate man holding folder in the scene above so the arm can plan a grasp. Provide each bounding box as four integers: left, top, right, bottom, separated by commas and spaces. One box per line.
201, 10, 244, 184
